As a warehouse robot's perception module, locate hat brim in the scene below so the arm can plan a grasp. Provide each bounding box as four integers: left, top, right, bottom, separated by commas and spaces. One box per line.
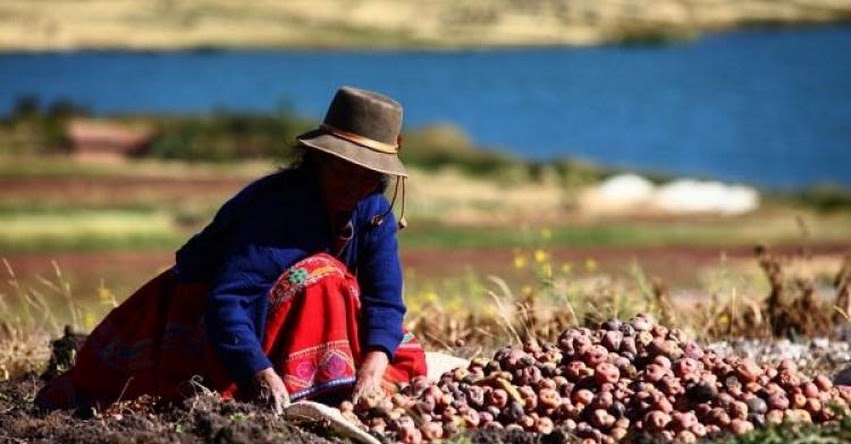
297, 129, 407, 177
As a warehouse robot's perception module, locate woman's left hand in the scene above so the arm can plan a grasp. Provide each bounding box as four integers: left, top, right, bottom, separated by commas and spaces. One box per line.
352, 349, 389, 405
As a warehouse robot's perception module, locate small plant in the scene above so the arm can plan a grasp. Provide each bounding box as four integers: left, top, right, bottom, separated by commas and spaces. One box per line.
699, 245, 848, 341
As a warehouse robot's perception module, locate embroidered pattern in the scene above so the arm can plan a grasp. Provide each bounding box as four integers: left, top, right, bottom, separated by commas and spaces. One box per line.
283, 340, 356, 400
269, 254, 356, 307
288, 267, 308, 285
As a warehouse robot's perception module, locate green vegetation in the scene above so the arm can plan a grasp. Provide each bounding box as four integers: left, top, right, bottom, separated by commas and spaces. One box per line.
712, 415, 851, 443
147, 109, 313, 162
400, 216, 851, 249
779, 185, 851, 214
0, 96, 90, 155
0, 209, 180, 252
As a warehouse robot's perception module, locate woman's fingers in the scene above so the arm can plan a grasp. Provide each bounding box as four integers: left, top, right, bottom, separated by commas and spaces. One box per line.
352, 375, 383, 406
254, 367, 290, 414
352, 350, 390, 405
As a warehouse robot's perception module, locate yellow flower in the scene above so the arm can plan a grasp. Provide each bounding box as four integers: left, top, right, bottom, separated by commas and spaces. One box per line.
514, 255, 527, 269
83, 312, 98, 331
534, 249, 549, 264
561, 262, 573, 273
425, 291, 439, 303
585, 258, 598, 272
98, 282, 118, 307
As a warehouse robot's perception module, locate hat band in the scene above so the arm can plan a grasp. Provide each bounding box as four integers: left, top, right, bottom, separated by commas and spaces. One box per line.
319, 123, 399, 154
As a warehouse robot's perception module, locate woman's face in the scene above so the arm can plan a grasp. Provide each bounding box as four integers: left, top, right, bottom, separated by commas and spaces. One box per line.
316, 153, 384, 215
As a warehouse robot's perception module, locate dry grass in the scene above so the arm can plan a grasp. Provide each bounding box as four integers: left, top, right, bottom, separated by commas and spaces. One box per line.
408, 244, 851, 359
696, 246, 851, 339
406, 166, 569, 226
0, 257, 119, 380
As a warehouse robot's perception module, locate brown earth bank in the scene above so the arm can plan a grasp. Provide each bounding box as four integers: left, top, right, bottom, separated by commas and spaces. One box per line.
0, 175, 252, 206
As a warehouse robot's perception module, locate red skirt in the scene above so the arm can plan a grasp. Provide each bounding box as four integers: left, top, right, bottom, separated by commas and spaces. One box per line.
35, 253, 427, 409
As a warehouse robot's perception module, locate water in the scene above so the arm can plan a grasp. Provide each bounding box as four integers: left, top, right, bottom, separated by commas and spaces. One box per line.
1, 26, 850, 189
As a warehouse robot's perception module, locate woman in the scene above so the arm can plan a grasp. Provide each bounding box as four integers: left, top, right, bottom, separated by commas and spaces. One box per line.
35, 86, 427, 413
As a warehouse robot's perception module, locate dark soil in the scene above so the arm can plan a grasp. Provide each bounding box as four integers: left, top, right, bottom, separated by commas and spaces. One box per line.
0, 375, 352, 444
0, 375, 602, 444
0, 332, 532, 444
0, 377, 574, 444
0, 333, 348, 444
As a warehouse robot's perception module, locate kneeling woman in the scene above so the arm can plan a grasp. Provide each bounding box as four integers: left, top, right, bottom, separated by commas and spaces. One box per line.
36, 87, 427, 413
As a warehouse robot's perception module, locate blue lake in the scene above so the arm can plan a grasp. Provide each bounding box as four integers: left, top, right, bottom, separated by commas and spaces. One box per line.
1, 26, 850, 189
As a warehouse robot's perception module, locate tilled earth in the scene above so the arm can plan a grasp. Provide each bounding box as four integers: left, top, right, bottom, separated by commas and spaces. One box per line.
0, 377, 557, 444
0, 377, 342, 444
2, 323, 851, 444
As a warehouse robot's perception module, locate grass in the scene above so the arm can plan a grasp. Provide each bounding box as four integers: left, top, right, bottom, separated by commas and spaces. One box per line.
401, 215, 851, 249
0, 209, 181, 252
2, 207, 848, 253
712, 416, 851, 443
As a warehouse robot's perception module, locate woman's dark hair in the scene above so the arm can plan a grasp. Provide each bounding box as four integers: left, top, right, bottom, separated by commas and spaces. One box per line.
286, 143, 391, 193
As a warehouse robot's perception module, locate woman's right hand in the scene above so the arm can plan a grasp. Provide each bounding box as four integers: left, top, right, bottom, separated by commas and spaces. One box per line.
253, 367, 290, 414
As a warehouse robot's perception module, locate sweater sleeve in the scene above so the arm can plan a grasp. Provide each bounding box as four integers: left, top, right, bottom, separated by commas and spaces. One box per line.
357, 201, 406, 359
204, 244, 277, 384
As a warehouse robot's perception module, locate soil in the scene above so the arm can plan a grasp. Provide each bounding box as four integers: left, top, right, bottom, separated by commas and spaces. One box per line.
0, 331, 578, 444
0, 375, 616, 444
0, 334, 347, 444
0, 176, 250, 205
0, 331, 517, 444
0, 375, 356, 444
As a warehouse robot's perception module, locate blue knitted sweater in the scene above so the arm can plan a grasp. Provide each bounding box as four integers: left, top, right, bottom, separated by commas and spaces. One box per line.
174, 166, 405, 384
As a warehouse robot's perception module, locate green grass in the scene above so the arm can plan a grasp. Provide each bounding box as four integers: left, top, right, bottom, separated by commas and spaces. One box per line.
2, 209, 849, 253
400, 217, 851, 249
711, 415, 851, 443
0, 209, 183, 251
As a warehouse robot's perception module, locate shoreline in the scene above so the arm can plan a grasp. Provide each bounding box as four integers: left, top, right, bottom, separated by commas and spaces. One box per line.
1, 22, 848, 53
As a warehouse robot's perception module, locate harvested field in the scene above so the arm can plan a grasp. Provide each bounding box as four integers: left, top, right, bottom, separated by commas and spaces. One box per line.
3, 313, 851, 444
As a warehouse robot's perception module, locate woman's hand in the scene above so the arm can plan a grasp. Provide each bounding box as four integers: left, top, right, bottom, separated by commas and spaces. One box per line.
352, 350, 389, 405
253, 367, 290, 414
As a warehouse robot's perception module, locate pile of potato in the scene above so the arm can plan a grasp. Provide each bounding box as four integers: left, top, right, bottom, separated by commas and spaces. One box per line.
338, 314, 851, 443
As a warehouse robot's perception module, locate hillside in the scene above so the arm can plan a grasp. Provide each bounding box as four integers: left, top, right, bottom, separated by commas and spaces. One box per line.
1, 0, 850, 51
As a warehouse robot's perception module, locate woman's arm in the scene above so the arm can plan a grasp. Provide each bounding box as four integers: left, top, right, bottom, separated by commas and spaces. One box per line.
352, 198, 406, 400
204, 245, 277, 384
356, 203, 406, 360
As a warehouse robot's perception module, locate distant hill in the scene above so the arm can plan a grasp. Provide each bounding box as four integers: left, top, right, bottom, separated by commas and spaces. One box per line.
1, 0, 850, 51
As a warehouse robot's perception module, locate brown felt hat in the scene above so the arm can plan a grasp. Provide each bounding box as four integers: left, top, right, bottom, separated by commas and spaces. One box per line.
297, 86, 407, 177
